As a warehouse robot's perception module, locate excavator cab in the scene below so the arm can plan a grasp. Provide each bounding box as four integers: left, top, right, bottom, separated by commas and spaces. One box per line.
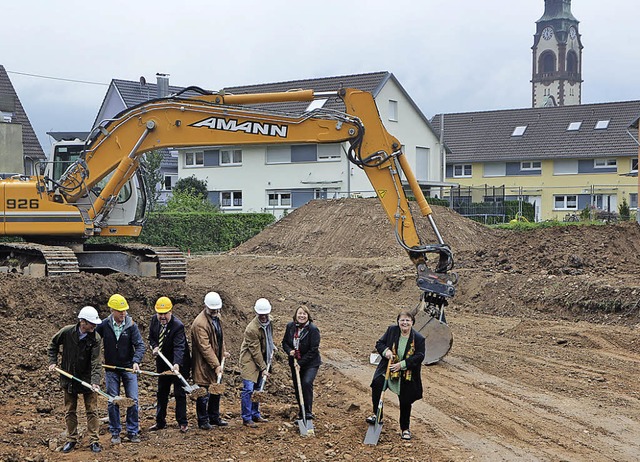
46, 139, 146, 227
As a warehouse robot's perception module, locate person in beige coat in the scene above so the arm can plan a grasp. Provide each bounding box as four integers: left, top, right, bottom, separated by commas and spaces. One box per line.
191, 292, 230, 430
239, 298, 275, 428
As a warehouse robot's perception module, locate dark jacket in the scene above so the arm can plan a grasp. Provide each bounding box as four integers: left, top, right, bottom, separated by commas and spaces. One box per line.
149, 314, 191, 379
281, 321, 321, 370
372, 325, 425, 404
96, 314, 145, 368
48, 323, 101, 393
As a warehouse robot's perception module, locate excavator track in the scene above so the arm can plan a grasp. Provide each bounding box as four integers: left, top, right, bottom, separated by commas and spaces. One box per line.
88, 243, 187, 280
0, 243, 80, 277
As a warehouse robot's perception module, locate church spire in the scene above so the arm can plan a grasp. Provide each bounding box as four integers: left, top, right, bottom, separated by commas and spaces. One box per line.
531, 0, 582, 107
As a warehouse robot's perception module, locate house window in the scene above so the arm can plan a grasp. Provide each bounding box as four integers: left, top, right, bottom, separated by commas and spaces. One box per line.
163, 174, 178, 191
220, 149, 242, 165
453, 164, 472, 178
594, 158, 617, 168
567, 121, 582, 131
631, 158, 638, 172
268, 192, 291, 207
594, 120, 610, 130
554, 195, 578, 210
630, 193, 638, 209
220, 191, 242, 208
388, 100, 398, 122
185, 151, 204, 167
521, 161, 541, 171
511, 126, 527, 136
317, 144, 341, 161
266, 146, 290, 164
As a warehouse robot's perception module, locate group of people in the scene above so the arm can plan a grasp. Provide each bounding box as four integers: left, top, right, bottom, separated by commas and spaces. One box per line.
47, 292, 324, 453
49, 290, 426, 454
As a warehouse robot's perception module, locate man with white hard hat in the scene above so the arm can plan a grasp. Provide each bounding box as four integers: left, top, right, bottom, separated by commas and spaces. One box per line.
48, 306, 103, 454
191, 291, 230, 429
239, 298, 276, 427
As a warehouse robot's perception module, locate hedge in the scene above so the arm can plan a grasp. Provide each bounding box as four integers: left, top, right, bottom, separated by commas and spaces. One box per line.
89, 212, 275, 253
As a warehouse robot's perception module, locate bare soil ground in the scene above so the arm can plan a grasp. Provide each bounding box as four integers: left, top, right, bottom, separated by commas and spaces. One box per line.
1, 198, 639, 461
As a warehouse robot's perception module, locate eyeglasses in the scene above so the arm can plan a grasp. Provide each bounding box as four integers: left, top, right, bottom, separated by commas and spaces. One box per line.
398, 319, 412, 323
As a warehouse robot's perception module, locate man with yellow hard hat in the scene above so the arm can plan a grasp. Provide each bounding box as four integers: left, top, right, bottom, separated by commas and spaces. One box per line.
96, 293, 145, 444
148, 296, 190, 433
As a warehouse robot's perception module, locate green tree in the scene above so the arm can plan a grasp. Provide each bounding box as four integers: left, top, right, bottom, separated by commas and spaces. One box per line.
160, 190, 219, 213
619, 196, 631, 221
140, 150, 165, 211
174, 175, 208, 199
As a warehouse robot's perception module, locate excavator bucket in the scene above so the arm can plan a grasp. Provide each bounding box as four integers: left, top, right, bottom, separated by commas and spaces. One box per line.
414, 308, 453, 364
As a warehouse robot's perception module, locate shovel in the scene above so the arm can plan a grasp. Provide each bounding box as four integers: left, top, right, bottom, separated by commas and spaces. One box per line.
54, 367, 135, 407
157, 350, 207, 400
209, 357, 226, 395
251, 354, 273, 403
102, 364, 171, 377
294, 361, 315, 437
363, 361, 392, 445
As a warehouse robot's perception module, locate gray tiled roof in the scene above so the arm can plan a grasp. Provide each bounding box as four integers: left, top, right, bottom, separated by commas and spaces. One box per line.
221, 71, 392, 113
431, 101, 640, 163
112, 79, 202, 109
0, 65, 45, 160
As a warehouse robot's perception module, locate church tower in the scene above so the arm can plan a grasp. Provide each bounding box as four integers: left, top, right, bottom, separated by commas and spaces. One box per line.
531, 0, 583, 107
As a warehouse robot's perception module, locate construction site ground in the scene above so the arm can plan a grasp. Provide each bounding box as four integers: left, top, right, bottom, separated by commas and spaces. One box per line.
1, 198, 639, 462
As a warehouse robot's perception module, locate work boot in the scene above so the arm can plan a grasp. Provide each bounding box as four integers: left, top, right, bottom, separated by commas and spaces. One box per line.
89, 442, 102, 453
210, 418, 228, 427
198, 422, 212, 430
127, 433, 141, 443
148, 424, 165, 432
252, 416, 269, 423
242, 420, 257, 428
61, 441, 76, 453
110, 434, 121, 444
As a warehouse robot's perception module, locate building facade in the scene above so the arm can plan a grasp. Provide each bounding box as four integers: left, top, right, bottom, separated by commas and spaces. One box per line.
433, 101, 640, 222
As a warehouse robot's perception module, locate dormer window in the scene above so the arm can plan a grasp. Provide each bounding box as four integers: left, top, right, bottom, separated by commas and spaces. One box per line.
512, 126, 527, 136
567, 121, 582, 131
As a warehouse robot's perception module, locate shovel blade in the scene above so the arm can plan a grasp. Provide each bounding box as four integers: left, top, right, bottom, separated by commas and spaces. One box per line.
184, 385, 207, 400
111, 396, 135, 407
364, 422, 383, 445
209, 383, 226, 395
296, 418, 315, 437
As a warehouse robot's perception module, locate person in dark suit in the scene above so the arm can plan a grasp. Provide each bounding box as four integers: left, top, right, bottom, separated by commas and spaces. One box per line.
282, 305, 322, 420
148, 296, 190, 433
367, 309, 425, 441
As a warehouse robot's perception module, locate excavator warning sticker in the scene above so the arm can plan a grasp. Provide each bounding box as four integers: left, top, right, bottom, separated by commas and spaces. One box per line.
378, 190, 387, 198
190, 117, 288, 138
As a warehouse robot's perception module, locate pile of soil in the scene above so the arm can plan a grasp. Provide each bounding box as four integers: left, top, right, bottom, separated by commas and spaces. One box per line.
0, 198, 639, 461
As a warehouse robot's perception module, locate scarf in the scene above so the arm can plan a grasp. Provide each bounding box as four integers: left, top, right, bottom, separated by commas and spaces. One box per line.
260, 319, 275, 365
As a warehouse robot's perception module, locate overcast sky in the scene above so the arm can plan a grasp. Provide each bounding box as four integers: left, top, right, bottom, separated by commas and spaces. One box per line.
3, 0, 639, 152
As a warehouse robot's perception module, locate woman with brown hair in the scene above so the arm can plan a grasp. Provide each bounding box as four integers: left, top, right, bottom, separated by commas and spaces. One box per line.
282, 305, 321, 420
367, 309, 425, 440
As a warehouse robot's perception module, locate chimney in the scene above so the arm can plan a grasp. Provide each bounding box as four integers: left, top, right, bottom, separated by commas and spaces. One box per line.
156, 73, 170, 98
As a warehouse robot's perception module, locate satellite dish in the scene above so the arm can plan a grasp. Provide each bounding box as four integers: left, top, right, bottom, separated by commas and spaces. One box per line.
140, 76, 147, 86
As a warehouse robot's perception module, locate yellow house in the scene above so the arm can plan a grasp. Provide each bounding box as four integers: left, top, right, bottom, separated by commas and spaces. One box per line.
431, 101, 640, 221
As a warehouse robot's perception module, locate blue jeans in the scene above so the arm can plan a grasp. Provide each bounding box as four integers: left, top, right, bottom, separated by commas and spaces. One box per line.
240, 379, 262, 423
105, 370, 139, 436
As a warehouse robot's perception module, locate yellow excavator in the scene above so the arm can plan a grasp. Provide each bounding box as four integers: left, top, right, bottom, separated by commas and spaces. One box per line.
0, 86, 456, 361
